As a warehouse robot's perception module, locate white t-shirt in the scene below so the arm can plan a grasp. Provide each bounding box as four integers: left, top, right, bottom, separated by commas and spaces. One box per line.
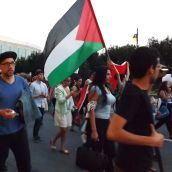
30, 80, 48, 108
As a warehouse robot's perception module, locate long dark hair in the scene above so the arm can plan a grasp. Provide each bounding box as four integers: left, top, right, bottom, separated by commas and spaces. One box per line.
92, 66, 108, 106
158, 81, 168, 95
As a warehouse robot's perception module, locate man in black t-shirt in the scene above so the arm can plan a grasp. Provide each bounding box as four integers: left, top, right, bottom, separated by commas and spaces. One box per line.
107, 47, 164, 172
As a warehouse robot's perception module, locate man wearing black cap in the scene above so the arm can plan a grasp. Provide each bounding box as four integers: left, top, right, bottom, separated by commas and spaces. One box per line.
0, 51, 31, 172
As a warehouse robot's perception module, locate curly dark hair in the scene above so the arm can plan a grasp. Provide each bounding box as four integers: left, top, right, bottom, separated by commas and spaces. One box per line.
129, 47, 160, 79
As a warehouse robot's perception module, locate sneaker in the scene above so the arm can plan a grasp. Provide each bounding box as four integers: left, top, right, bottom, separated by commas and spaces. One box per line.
33, 136, 41, 143
50, 139, 57, 150
70, 128, 75, 132
152, 153, 158, 160
0, 165, 7, 172
81, 133, 87, 143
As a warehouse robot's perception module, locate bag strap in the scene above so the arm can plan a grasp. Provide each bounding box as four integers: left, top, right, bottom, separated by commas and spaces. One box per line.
140, 93, 164, 172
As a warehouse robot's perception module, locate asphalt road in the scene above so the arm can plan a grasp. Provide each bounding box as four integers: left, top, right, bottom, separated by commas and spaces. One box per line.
7, 112, 83, 172
6, 112, 172, 172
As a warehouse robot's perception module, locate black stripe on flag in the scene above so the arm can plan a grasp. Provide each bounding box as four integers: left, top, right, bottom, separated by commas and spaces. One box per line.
43, 0, 85, 59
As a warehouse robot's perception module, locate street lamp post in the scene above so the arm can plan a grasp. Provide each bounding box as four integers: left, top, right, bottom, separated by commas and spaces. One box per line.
136, 28, 138, 48
133, 28, 139, 48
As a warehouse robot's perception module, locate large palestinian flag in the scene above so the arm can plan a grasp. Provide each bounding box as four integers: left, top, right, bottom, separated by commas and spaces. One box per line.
43, 0, 105, 88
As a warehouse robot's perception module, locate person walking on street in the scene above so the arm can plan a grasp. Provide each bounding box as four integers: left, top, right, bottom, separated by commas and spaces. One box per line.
30, 69, 48, 142
70, 76, 83, 130
0, 51, 31, 172
86, 66, 116, 172
155, 81, 172, 139
50, 77, 76, 154
107, 47, 164, 172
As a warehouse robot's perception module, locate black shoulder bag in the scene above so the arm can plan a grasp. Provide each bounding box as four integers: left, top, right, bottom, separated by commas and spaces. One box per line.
76, 144, 109, 171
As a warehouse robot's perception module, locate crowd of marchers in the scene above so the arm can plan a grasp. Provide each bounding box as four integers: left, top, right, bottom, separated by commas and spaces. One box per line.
1, 47, 171, 172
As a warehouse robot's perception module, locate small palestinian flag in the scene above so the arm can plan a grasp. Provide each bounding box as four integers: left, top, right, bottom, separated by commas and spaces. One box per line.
43, 0, 105, 88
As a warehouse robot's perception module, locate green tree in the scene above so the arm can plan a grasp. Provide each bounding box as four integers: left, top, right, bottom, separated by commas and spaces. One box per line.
15, 52, 44, 75
107, 45, 136, 63
148, 36, 172, 67
15, 37, 172, 82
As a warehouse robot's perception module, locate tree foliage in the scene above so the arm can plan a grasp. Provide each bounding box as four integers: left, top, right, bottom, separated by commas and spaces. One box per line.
107, 44, 136, 63
15, 52, 44, 76
148, 37, 172, 68
15, 36, 172, 79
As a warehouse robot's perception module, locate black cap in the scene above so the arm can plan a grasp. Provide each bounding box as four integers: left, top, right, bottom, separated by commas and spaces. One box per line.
0, 51, 17, 63
35, 69, 43, 75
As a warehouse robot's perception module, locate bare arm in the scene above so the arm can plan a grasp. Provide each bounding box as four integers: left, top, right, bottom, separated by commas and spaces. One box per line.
107, 57, 122, 86
125, 62, 130, 81
107, 56, 112, 69
107, 114, 164, 147
113, 64, 122, 86
88, 90, 99, 141
159, 90, 169, 101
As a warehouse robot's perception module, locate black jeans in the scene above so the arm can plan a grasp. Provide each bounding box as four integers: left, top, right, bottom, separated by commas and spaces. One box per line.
33, 107, 44, 138
0, 127, 31, 172
86, 118, 116, 172
0, 148, 9, 171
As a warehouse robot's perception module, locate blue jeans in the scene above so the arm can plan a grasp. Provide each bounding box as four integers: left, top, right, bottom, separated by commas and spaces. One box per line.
0, 127, 31, 172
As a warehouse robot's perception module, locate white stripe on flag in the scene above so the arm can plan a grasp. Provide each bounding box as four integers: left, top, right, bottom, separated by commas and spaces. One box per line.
44, 26, 84, 79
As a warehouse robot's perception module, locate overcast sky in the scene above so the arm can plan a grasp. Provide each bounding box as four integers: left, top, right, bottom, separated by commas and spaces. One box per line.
0, 0, 171, 51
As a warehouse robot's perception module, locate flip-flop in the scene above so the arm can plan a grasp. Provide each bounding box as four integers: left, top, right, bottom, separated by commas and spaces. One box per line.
149, 167, 157, 172
50, 145, 57, 150
60, 149, 70, 155
50, 140, 57, 150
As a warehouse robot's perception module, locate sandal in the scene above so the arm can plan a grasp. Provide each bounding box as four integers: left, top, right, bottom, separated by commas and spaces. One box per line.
50, 140, 56, 150
60, 149, 70, 155
149, 167, 157, 172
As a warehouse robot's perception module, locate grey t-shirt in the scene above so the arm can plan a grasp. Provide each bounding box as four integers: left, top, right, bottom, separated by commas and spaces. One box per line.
91, 86, 116, 119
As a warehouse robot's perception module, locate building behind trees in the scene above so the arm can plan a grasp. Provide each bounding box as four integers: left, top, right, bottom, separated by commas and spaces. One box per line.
0, 36, 41, 59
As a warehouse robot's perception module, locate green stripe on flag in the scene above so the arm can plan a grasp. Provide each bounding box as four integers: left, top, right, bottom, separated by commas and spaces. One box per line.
48, 42, 103, 87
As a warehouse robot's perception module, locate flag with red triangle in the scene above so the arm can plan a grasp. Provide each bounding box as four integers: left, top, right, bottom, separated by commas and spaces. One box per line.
75, 84, 89, 111
43, 0, 105, 88
110, 61, 128, 91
